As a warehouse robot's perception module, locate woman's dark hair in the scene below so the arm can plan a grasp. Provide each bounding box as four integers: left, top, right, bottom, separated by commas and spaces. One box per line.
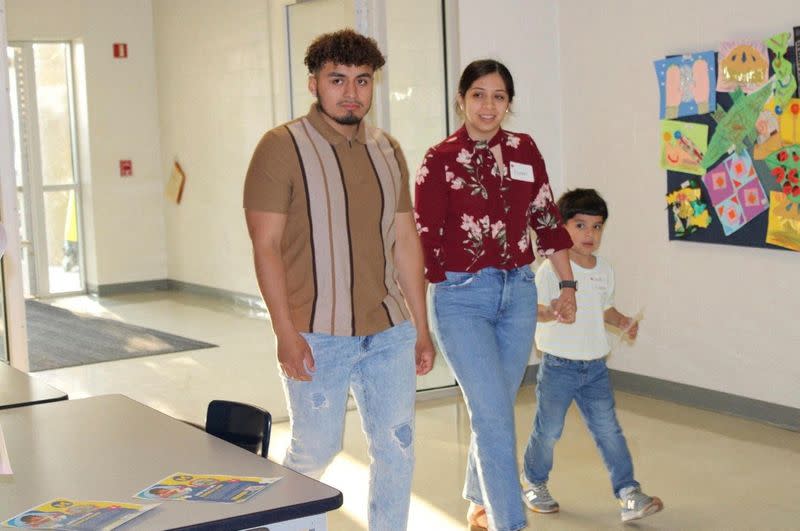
457, 59, 515, 102
557, 188, 609, 222
304, 29, 386, 74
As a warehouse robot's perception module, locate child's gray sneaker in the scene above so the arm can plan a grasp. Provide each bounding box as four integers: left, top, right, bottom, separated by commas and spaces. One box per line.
618, 485, 663, 523
520, 472, 559, 513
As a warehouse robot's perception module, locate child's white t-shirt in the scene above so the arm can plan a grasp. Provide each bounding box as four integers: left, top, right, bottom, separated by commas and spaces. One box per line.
534, 256, 615, 360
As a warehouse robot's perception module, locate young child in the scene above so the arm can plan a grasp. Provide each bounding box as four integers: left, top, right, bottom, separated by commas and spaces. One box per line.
520, 188, 663, 523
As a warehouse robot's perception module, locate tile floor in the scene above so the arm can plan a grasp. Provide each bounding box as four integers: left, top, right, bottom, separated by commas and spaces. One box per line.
29, 291, 800, 530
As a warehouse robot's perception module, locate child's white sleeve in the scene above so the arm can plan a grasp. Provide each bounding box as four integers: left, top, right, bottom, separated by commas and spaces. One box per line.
535, 261, 559, 305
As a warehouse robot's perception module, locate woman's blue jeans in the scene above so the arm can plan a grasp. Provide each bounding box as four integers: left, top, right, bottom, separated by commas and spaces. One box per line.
431, 266, 537, 531
522, 353, 639, 498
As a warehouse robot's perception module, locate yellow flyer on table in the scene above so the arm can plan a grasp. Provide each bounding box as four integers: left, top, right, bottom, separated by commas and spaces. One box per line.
135, 472, 281, 503
1, 499, 158, 530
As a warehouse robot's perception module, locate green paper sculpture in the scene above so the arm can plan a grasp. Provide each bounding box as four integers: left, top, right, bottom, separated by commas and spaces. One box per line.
765, 32, 797, 109
702, 80, 774, 169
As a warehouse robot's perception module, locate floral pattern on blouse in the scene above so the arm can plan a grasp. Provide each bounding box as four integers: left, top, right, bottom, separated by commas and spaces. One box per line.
414, 126, 572, 283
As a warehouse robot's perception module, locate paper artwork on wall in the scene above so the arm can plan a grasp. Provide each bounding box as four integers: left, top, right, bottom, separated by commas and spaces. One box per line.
165, 161, 186, 204
765, 32, 797, 109
717, 40, 770, 94
660, 120, 708, 175
654, 52, 716, 119
702, 82, 773, 169
764, 144, 800, 203
702, 151, 769, 235
794, 26, 800, 101
665, 178, 711, 237
753, 105, 783, 160
766, 191, 800, 251
778, 99, 800, 145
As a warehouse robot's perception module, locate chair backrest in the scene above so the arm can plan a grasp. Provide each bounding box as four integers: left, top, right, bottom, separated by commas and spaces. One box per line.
205, 400, 271, 458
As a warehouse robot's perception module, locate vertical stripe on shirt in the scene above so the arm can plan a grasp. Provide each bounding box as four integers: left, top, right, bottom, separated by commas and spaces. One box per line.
366, 130, 407, 325
331, 148, 357, 335
286, 127, 318, 331
287, 119, 354, 335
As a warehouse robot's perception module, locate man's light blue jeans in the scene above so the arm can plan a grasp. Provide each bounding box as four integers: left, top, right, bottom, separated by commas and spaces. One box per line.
280, 320, 417, 531
522, 353, 639, 498
431, 266, 537, 531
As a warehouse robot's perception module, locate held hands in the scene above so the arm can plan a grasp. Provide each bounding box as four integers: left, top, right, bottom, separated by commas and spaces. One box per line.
415, 332, 436, 376
277, 331, 316, 381
551, 289, 577, 324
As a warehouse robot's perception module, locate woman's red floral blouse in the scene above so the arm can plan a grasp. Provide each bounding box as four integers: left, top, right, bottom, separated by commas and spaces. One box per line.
414, 126, 573, 283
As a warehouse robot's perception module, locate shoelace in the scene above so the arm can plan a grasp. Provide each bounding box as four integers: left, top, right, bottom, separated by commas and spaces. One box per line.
533, 483, 553, 500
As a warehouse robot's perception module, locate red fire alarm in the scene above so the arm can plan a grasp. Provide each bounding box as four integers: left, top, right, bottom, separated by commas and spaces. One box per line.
120, 160, 133, 177
113, 43, 128, 58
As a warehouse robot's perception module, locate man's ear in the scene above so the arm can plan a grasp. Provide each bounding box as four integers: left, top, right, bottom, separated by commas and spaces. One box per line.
308, 74, 317, 97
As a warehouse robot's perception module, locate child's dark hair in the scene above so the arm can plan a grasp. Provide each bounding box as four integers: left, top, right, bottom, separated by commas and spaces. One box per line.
557, 188, 608, 222
304, 29, 386, 74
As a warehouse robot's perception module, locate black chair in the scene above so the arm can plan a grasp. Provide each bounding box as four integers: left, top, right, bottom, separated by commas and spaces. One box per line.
205, 400, 272, 458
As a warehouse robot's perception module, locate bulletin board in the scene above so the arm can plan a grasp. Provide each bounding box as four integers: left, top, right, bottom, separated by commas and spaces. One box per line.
656, 28, 800, 252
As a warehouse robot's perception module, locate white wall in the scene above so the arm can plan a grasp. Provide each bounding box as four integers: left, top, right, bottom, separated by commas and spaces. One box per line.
556, 0, 800, 408
6, 0, 166, 287
152, 0, 272, 295
457, 0, 565, 195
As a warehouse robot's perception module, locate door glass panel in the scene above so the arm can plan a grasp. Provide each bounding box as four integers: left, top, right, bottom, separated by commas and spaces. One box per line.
33, 43, 75, 187
44, 190, 80, 293
384, 1, 455, 390
384, 0, 449, 177
8, 41, 83, 297
8, 47, 24, 189
286, 0, 356, 119
17, 191, 32, 298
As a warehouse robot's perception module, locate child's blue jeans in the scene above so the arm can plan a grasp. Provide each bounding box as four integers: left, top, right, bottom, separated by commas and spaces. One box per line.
522, 353, 640, 498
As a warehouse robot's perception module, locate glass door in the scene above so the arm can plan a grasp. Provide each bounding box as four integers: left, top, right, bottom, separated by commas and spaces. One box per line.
8, 42, 84, 297
286, 0, 357, 119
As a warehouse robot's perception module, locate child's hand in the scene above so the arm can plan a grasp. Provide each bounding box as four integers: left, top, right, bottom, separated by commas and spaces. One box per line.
551, 291, 576, 324
619, 315, 639, 340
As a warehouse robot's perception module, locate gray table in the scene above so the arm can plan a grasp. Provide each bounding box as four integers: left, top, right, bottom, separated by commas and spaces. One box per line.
0, 394, 342, 530
0, 362, 67, 410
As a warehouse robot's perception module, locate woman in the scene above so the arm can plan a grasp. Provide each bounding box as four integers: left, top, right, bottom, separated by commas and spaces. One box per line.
414, 59, 577, 531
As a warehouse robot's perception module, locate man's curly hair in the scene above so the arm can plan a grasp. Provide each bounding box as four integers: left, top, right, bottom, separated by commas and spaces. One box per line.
304, 29, 386, 74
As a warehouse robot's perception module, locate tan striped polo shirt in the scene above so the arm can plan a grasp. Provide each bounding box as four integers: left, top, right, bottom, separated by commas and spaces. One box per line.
243, 104, 412, 336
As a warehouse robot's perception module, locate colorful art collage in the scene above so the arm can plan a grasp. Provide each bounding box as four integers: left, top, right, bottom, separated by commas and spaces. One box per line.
655, 27, 800, 252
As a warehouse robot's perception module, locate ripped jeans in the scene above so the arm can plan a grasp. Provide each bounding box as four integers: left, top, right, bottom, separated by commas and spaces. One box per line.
280, 320, 417, 531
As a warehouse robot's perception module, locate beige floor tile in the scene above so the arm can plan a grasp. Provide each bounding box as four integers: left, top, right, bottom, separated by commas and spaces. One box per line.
28, 291, 800, 530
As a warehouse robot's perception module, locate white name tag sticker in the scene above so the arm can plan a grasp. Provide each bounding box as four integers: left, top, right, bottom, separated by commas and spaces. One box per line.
509, 161, 534, 182
589, 274, 609, 292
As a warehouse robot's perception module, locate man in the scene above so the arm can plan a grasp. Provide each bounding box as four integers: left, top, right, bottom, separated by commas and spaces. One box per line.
243, 29, 435, 531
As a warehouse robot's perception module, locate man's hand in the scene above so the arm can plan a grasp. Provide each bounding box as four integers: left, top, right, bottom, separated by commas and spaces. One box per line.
277, 331, 316, 381
552, 289, 576, 323
415, 333, 436, 376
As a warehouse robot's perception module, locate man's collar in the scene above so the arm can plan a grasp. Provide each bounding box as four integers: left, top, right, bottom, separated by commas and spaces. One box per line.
306, 104, 368, 145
